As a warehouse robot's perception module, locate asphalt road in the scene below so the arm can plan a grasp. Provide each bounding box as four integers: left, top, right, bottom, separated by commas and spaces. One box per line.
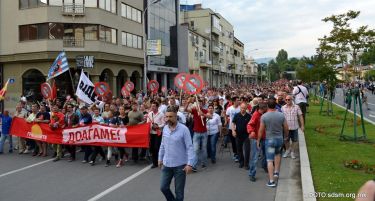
0, 144, 276, 201
332, 88, 375, 122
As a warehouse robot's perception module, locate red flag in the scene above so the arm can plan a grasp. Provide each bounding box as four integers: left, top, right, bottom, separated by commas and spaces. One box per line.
0, 79, 10, 101
51, 80, 57, 100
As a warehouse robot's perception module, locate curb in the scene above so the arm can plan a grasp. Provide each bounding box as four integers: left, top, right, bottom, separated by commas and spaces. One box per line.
299, 130, 316, 201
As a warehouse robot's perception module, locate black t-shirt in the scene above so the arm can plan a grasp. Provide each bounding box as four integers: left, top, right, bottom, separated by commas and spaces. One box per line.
214, 105, 223, 115
117, 115, 129, 126
232, 112, 251, 137
36, 112, 50, 121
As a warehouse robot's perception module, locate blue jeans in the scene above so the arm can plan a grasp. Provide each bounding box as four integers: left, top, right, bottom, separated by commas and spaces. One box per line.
249, 139, 266, 177
160, 165, 186, 201
265, 138, 283, 161
193, 132, 208, 167
207, 133, 219, 161
0, 134, 13, 153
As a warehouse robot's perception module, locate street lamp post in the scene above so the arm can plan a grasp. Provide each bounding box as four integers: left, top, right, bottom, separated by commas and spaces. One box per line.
143, 0, 161, 93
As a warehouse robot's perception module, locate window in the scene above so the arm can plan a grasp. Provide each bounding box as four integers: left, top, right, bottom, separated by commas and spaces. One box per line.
121, 32, 126, 46
99, 0, 116, 13
121, 3, 142, 23
84, 25, 98, 40
19, 24, 49, 41
212, 15, 221, 32
137, 10, 142, 23
137, 36, 142, 49
126, 5, 132, 19
111, 29, 117, 44
126, 33, 132, 47
49, 0, 62, 6
49, 23, 64, 39
99, 26, 116, 44
194, 47, 199, 60
20, 0, 29, 9
122, 32, 142, 49
85, 0, 97, 7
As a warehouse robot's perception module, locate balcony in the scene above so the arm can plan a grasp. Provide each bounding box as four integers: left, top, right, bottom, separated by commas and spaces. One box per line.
212, 27, 221, 36
212, 46, 220, 54
63, 37, 84, 47
200, 59, 211, 68
62, 3, 85, 16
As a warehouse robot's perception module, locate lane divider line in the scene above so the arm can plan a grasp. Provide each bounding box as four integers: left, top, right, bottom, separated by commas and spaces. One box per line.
87, 165, 152, 201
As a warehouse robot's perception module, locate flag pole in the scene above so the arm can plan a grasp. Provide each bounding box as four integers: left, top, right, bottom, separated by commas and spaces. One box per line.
68, 68, 76, 94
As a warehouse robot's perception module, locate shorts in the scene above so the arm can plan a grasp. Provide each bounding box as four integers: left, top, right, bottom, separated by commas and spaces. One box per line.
265, 138, 283, 162
286, 130, 298, 142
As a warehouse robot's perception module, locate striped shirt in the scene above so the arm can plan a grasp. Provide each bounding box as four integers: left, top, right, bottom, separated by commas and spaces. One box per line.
281, 104, 302, 130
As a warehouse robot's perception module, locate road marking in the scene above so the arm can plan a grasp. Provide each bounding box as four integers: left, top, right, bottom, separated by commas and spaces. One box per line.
0, 151, 79, 179
329, 99, 375, 125
87, 165, 151, 201
368, 103, 375, 106
0, 158, 54, 178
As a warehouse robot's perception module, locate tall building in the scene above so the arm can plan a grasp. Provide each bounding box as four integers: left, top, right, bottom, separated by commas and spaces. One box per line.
0, 0, 145, 111
145, 0, 179, 88
179, 3, 252, 87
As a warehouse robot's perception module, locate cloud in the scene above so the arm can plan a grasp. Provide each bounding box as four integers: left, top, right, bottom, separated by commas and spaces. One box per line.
184, 0, 375, 59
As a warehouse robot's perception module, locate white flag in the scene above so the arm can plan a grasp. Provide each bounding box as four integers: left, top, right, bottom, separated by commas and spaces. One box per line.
75, 71, 97, 104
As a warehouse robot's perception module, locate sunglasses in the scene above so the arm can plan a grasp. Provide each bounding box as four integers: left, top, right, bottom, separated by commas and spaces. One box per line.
285, 99, 291, 101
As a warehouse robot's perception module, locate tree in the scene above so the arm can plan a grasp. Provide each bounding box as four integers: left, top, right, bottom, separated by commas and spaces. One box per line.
268, 59, 280, 81
318, 10, 375, 80
276, 49, 288, 64
360, 45, 375, 65
364, 70, 375, 81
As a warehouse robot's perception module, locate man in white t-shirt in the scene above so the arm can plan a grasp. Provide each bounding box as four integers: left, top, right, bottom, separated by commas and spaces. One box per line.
225, 96, 241, 161
292, 80, 308, 121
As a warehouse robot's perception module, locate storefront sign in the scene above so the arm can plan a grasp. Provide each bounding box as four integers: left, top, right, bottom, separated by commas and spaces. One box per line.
76, 56, 95, 68
146, 40, 162, 56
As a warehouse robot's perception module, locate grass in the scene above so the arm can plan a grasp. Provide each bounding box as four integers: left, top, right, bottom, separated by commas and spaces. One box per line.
305, 99, 375, 201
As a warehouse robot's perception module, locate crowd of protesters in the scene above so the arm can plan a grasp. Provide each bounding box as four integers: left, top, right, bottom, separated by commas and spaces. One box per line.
0, 79, 307, 191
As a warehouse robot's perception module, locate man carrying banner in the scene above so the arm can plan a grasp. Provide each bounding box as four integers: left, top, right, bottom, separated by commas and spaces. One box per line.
50, 105, 65, 162
159, 106, 194, 201
63, 103, 79, 162
128, 102, 145, 163
79, 106, 93, 163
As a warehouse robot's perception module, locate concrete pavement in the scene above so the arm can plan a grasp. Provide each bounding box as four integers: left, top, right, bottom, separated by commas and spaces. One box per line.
0, 145, 279, 201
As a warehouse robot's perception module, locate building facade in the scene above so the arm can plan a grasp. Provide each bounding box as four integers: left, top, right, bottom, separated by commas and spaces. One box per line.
0, 0, 145, 111
178, 24, 211, 81
244, 57, 258, 84
146, 0, 179, 88
179, 4, 253, 87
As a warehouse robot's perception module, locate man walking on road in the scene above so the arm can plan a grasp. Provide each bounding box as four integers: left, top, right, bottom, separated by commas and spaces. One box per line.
293, 80, 308, 121
258, 99, 289, 187
282, 95, 304, 159
159, 106, 194, 201
232, 102, 251, 169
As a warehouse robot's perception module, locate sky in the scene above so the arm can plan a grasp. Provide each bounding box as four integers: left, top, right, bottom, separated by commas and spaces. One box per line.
183, 0, 375, 59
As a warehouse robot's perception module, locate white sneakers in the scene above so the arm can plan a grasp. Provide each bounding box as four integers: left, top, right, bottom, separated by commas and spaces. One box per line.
291, 152, 296, 159
283, 149, 297, 159
282, 150, 290, 158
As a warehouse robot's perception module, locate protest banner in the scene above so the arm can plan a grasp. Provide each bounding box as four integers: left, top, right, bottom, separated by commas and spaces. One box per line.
10, 117, 150, 148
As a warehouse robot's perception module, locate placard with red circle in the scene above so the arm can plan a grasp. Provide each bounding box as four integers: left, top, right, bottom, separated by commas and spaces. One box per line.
174, 73, 189, 89
183, 74, 204, 95
161, 86, 167, 93
121, 86, 130, 97
94, 82, 111, 97
124, 81, 134, 93
41, 82, 52, 99
147, 80, 159, 93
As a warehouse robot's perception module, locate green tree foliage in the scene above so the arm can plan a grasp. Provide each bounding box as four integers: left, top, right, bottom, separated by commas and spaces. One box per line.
318, 10, 375, 71
360, 45, 375, 65
364, 70, 375, 81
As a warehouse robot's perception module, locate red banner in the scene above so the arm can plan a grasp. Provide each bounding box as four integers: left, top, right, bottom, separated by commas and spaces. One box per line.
10, 117, 151, 148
